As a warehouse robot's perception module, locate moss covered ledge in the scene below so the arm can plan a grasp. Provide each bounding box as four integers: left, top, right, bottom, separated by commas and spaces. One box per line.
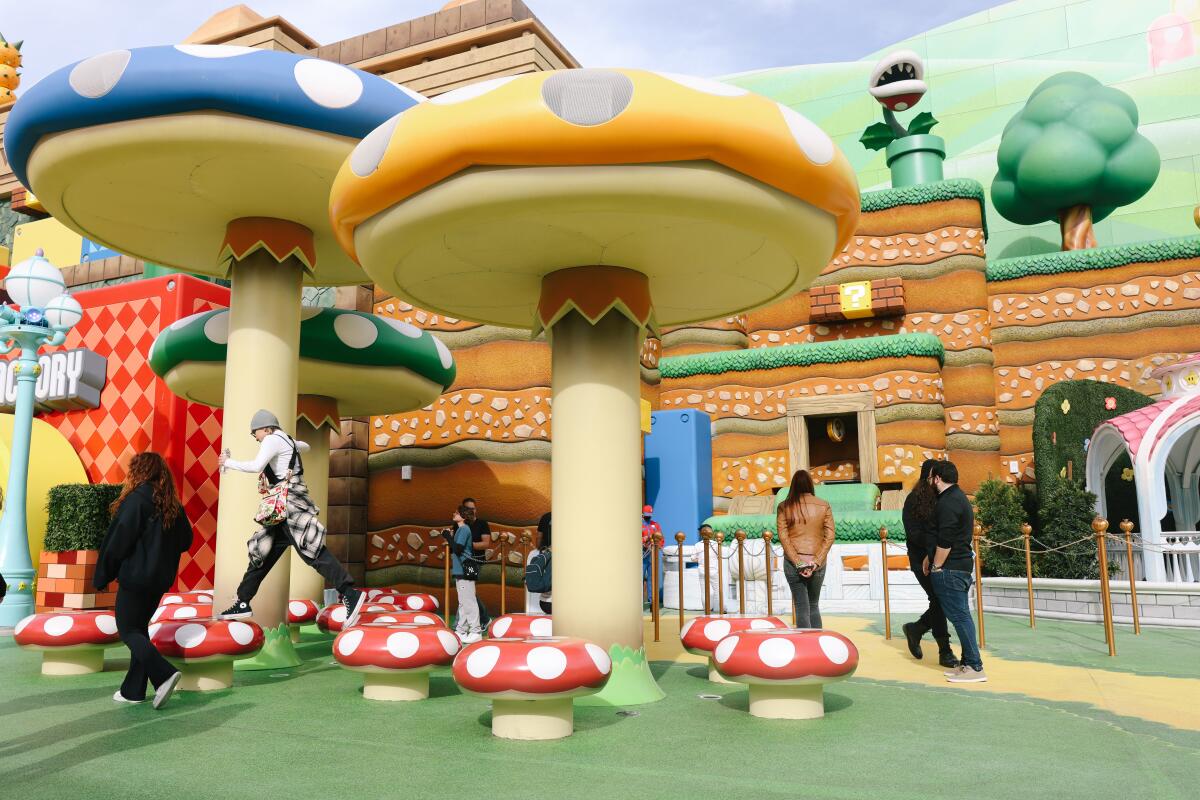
987, 235, 1200, 283
659, 333, 944, 378
860, 178, 988, 239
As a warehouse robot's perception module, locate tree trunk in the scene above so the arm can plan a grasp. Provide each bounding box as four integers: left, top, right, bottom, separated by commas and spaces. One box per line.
1058, 205, 1097, 251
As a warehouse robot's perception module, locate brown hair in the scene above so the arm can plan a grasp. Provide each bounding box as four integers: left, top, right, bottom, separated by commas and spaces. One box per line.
779, 469, 817, 525
911, 458, 940, 523
110, 452, 184, 528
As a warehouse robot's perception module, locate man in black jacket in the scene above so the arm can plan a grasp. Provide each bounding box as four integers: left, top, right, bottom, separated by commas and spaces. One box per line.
928, 461, 987, 683
901, 459, 957, 669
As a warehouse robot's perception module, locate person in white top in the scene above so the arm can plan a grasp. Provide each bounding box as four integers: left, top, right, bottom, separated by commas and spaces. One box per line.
214, 409, 365, 625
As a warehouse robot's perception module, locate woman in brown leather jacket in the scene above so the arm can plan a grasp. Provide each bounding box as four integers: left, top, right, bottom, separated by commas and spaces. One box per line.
776, 469, 835, 628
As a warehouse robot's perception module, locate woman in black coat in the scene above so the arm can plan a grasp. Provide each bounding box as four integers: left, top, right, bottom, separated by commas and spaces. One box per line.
900, 459, 958, 669
94, 452, 194, 708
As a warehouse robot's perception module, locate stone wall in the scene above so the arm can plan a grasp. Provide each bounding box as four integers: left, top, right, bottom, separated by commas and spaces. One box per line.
981, 577, 1200, 628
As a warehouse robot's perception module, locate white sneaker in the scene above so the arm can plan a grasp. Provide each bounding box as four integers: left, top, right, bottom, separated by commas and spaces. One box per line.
113, 691, 144, 704
153, 671, 183, 709
461, 632, 483, 644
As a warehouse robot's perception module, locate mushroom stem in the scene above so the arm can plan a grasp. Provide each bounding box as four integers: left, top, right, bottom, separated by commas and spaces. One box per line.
549, 309, 663, 705
211, 244, 303, 670
363, 671, 430, 702
707, 658, 737, 685
288, 407, 335, 605
41, 648, 105, 676
177, 660, 234, 691
491, 697, 573, 740
747, 683, 826, 720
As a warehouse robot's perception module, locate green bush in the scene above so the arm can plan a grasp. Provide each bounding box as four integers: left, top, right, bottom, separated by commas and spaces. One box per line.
43, 484, 123, 552
1035, 476, 1101, 579
976, 478, 1028, 577
1033, 380, 1153, 490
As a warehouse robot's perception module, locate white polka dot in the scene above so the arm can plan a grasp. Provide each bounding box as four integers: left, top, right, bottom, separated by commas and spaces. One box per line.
433, 338, 453, 370
14, 615, 34, 636
526, 646, 567, 680
585, 643, 611, 674
758, 637, 796, 668
466, 645, 501, 678
436, 629, 460, 656
44, 616, 74, 637
819, 635, 850, 665
749, 618, 777, 630
415, 615, 435, 625
196, 590, 214, 596
703, 619, 731, 642
655, 72, 749, 97
405, 596, 423, 610
777, 104, 835, 165
337, 629, 364, 656
300, 306, 324, 321
203, 312, 229, 344
492, 617, 513, 637
332, 606, 347, 623
96, 615, 117, 635
680, 619, 696, 640
175, 623, 207, 649
294, 59, 364, 109
713, 636, 739, 664
174, 44, 256, 58
377, 616, 397, 623
175, 606, 198, 619
333, 313, 378, 349
289, 601, 307, 617
228, 621, 255, 646
69, 49, 131, 99
350, 113, 403, 178
529, 617, 553, 638
430, 75, 519, 105
151, 607, 167, 623
367, 605, 388, 612
162, 595, 182, 605
148, 623, 162, 639
386, 631, 420, 659
381, 317, 423, 339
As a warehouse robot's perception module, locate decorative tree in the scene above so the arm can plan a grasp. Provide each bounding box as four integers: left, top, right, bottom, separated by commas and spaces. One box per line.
1037, 476, 1102, 579
975, 478, 1028, 577
0, 32, 22, 106
991, 72, 1160, 251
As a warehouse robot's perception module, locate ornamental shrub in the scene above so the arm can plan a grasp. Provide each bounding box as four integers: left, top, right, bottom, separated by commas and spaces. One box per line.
1035, 476, 1101, 579
976, 478, 1028, 577
43, 484, 122, 552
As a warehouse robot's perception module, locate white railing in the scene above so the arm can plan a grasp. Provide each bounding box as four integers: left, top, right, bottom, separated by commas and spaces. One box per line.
1161, 532, 1200, 584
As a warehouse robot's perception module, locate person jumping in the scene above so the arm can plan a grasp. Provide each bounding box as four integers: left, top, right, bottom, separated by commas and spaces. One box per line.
216, 409, 365, 627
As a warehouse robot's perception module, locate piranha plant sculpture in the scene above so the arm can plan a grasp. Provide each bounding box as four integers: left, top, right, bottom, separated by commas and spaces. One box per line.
0, 32, 21, 106
859, 50, 944, 187
330, 68, 859, 703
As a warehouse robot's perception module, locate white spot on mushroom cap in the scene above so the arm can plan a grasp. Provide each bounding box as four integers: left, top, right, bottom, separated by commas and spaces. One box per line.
203, 312, 229, 344
819, 634, 850, 665
703, 619, 731, 642
415, 614, 436, 625
300, 306, 324, 321
405, 596, 424, 610
433, 338, 453, 370
162, 595, 183, 605
436, 629, 460, 656
337, 628, 364, 656
777, 104, 835, 165
175, 623, 207, 649
96, 615, 117, 635
44, 616, 74, 637
655, 72, 749, 97
527, 646, 567, 680
294, 59, 364, 109
758, 637, 796, 668
375, 616, 397, 623
585, 643, 611, 674
713, 635, 739, 664
228, 621, 255, 646
380, 317, 422, 339
366, 605, 389, 612
492, 617, 513, 637
529, 617, 553, 638
175, 606, 198, 620
288, 601, 307, 616
749, 618, 777, 630
386, 631, 420, 659
680, 619, 696, 640
331, 606, 347, 623
174, 44, 257, 58
350, 113, 404, 178
334, 313, 378, 349
430, 75, 519, 105
466, 645, 501, 678
69, 50, 132, 99
150, 607, 166, 622
14, 615, 34, 636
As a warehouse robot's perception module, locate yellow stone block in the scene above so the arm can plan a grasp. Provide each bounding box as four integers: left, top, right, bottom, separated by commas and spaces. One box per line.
12, 217, 83, 268
839, 280, 874, 319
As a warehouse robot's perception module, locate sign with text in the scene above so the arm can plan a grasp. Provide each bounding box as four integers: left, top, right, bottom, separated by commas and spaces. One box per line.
0, 348, 108, 412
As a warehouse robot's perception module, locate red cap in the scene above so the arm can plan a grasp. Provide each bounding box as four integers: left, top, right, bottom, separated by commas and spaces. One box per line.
642, 505, 653, 515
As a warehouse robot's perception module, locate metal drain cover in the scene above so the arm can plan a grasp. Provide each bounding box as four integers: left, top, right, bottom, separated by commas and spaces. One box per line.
698, 694, 722, 700
616, 710, 640, 717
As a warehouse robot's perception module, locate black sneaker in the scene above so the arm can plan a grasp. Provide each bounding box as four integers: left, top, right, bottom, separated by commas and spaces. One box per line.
341, 588, 366, 628
218, 600, 253, 620
902, 622, 924, 659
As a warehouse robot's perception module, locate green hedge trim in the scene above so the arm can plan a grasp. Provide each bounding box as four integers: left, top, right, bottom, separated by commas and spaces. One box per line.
860, 178, 989, 239
986, 235, 1200, 283
43, 484, 122, 552
703, 512, 905, 543
659, 333, 944, 378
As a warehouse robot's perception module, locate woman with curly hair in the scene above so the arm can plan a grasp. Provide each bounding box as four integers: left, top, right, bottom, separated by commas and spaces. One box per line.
94, 452, 194, 708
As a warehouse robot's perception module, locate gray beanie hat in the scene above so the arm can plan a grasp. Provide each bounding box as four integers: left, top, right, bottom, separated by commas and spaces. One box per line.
250, 409, 281, 432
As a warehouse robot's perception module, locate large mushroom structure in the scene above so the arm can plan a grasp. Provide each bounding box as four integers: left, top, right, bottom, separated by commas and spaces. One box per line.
150, 305, 455, 609
330, 69, 859, 703
4, 43, 424, 663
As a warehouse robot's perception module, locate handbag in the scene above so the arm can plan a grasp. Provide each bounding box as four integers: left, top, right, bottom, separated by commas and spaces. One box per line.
253, 435, 298, 526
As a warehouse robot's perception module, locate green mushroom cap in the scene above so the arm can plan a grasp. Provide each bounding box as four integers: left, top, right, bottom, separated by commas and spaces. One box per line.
150, 306, 455, 416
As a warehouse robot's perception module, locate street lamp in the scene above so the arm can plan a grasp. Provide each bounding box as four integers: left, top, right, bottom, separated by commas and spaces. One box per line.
0, 248, 83, 626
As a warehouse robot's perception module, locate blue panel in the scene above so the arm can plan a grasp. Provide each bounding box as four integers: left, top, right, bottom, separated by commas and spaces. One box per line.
644, 409, 713, 545
80, 238, 121, 263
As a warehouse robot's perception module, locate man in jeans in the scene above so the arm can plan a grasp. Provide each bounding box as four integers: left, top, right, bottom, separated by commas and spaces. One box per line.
928, 461, 987, 683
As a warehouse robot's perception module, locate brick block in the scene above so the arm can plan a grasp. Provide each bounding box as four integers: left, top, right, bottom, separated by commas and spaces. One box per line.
361, 28, 387, 60
46, 564, 67, 579
348, 506, 368, 534
330, 476, 369, 507
78, 550, 98, 565
348, 533, 366, 563
331, 449, 368, 478
62, 593, 96, 609
385, 22, 411, 52
324, 533, 349, 561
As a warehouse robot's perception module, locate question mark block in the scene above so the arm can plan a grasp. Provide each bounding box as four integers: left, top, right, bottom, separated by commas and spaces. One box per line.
839, 280, 874, 319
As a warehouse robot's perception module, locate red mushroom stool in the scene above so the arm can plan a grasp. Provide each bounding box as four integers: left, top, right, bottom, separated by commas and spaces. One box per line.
333, 623, 461, 701
396, 593, 439, 611
151, 603, 213, 623
680, 614, 786, 683
452, 637, 612, 740
149, 619, 265, 691
159, 591, 214, 605
13, 611, 121, 675
316, 603, 350, 634
488, 613, 552, 639
358, 609, 447, 628
287, 599, 321, 643
711, 629, 859, 719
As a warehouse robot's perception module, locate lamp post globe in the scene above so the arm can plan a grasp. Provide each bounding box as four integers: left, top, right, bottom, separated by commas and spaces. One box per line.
6, 248, 67, 312
44, 293, 84, 330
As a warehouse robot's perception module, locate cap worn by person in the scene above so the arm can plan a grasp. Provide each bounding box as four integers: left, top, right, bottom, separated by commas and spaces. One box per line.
13, 611, 121, 675
680, 614, 787, 683
333, 623, 461, 701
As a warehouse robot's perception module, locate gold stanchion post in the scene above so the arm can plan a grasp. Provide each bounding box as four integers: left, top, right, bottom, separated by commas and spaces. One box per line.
442, 538, 452, 627
879, 525, 891, 640
1021, 522, 1035, 628
675, 532, 686, 632
1120, 520, 1141, 635
499, 533, 509, 616
700, 527, 712, 616
763, 531, 774, 618
973, 519, 985, 649
651, 531, 662, 642
735, 530, 747, 614
1092, 517, 1116, 656
716, 531, 725, 616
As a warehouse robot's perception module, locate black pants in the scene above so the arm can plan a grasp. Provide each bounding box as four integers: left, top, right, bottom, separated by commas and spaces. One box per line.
539, 599, 552, 614
115, 588, 178, 700
909, 550, 951, 644
784, 561, 826, 628
236, 527, 353, 602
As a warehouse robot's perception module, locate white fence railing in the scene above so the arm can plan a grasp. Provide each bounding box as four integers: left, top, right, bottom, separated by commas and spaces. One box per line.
1106, 531, 1200, 585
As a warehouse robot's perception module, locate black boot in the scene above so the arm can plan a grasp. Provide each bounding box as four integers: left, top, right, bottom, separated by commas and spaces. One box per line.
902, 622, 928, 659
936, 637, 959, 669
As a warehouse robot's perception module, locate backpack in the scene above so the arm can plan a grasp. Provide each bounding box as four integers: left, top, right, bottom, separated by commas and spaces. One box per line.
524, 550, 552, 594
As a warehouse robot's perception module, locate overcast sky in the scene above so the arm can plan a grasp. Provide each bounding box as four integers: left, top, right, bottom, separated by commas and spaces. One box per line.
6, 0, 1003, 88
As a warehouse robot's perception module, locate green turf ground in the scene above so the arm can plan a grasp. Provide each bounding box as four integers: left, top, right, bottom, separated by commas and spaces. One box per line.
2, 618, 1197, 800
